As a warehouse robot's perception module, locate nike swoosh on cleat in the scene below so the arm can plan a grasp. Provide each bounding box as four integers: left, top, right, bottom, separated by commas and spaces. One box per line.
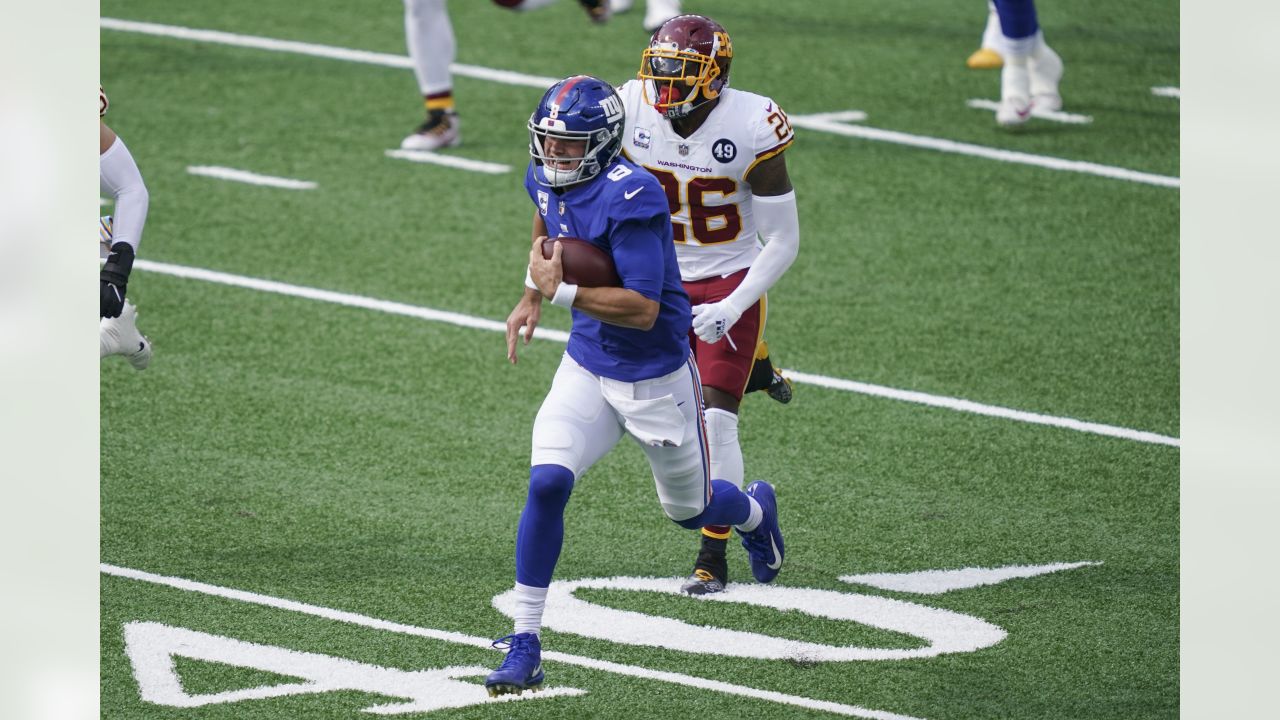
624, 187, 642, 199
767, 534, 782, 570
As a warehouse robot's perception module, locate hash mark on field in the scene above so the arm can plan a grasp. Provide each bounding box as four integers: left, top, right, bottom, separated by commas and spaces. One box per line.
385, 149, 511, 174
1151, 86, 1180, 99
101, 17, 1177, 189
101, 563, 926, 720
798, 110, 868, 123
965, 99, 1094, 125
133, 259, 1180, 448
187, 166, 317, 190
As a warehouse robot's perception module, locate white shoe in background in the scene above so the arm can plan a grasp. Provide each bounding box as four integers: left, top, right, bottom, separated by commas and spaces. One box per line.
996, 57, 1032, 126
400, 110, 461, 151
643, 0, 681, 32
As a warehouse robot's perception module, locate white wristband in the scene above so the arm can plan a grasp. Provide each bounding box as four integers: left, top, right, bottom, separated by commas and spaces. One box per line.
524, 266, 538, 291
550, 282, 578, 308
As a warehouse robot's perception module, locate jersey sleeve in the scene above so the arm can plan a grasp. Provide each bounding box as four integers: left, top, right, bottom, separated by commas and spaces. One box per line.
604, 164, 668, 227
609, 220, 665, 301
749, 97, 794, 169
604, 166, 670, 300
100, 86, 109, 117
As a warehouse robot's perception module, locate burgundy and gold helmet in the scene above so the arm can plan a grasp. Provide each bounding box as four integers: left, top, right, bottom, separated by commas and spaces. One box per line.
638, 14, 733, 119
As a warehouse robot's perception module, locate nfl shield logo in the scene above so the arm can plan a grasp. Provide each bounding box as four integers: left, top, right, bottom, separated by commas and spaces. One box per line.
678, 143, 690, 156
558, 201, 566, 215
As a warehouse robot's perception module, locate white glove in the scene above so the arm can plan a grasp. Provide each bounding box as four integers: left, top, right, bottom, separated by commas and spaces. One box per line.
691, 301, 743, 347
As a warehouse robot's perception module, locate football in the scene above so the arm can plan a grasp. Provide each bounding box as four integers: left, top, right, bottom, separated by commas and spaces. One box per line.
541, 237, 621, 287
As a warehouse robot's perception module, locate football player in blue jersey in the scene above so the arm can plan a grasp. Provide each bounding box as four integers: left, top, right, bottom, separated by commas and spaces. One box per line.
485, 75, 785, 697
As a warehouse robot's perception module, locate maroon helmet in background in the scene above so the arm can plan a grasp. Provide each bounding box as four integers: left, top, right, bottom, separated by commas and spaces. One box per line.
637, 14, 734, 119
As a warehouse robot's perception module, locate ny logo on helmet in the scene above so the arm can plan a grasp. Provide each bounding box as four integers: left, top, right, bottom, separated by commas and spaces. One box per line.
599, 94, 624, 124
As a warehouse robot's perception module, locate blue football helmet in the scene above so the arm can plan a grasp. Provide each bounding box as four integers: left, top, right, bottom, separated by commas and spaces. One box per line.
528, 75, 625, 187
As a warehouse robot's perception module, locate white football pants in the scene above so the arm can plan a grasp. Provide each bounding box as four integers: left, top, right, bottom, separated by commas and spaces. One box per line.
531, 353, 710, 522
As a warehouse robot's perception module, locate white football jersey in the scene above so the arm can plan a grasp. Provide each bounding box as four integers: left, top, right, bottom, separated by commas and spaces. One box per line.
617, 79, 794, 281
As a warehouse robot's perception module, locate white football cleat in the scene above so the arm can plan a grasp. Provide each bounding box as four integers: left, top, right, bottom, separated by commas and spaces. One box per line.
1029, 43, 1064, 112
400, 110, 461, 151
643, 0, 682, 32
100, 301, 152, 370
996, 58, 1032, 126
609, 0, 634, 12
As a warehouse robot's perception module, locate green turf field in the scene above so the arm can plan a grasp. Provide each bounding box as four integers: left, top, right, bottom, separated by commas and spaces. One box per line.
100, 1, 1179, 717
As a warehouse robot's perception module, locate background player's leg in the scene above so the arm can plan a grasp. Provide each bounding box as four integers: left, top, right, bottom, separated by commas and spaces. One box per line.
682, 296, 760, 595
401, 0, 461, 150
968, 1, 1005, 69
993, 0, 1063, 126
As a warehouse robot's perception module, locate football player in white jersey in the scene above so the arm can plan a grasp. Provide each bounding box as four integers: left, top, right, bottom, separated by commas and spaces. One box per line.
100, 87, 152, 370
616, 14, 800, 595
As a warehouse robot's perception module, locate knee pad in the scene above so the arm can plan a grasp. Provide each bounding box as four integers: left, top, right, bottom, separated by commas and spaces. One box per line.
528, 464, 574, 509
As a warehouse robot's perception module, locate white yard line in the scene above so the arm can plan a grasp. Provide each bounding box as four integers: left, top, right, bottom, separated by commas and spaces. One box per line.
134, 259, 556, 340
99, 17, 557, 88
101, 563, 925, 720
788, 113, 1179, 188
964, 98, 1094, 125
788, 371, 1179, 447
385, 149, 511, 174
134, 259, 1179, 447
101, 17, 1178, 189
187, 165, 317, 189
1151, 86, 1180, 99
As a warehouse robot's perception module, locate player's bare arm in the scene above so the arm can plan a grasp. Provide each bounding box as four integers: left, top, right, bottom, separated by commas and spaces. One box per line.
744, 151, 793, 196
100, 120, 117, 154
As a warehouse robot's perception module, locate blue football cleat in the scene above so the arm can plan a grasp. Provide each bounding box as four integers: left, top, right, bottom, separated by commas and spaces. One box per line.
485, 633, 544, 697
738, 481, 784, 583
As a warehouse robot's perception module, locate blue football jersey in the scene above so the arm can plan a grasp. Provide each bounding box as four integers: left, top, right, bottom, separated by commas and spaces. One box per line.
524, 157, 691, 382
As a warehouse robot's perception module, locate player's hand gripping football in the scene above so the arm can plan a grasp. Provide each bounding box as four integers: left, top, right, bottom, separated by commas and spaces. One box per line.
690, 300, 742, 348
527, 234, 564, 298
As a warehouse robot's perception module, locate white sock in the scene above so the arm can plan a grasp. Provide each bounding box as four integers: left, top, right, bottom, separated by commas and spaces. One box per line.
512, 583, 548, 636
735, 497, 763, 533
403, 0, 455, 96
1002, 29, 1042, 59
703, 408, 743, 489
981, 1, 1002, 50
